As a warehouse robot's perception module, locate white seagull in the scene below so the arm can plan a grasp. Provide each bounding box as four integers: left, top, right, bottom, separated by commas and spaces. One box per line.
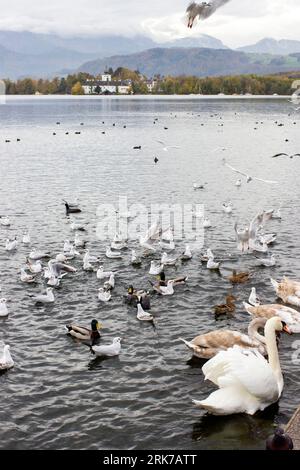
91, 337, 121, 357
223, 159, 278, 184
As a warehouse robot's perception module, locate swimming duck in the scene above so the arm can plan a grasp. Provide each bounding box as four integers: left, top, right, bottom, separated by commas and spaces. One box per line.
214, 294, 236, 316
180, 317, 268, 359
0, 345, 14, 371
70, 221, 86, 231
0, 298, 8, 317
229, 270, 251, 284
65, 319, 102, 344
243, 301, 300, 333
64, 201, 81, 214
271, 277, 300, 307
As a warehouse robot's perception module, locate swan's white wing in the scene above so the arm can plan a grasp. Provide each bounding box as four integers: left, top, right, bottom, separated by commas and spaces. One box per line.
203, 347, 279, 402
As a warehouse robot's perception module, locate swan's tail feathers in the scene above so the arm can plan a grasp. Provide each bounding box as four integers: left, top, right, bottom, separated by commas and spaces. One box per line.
192, 387, 258, 416
270, 278, 279, 292
243, 302, 254, 315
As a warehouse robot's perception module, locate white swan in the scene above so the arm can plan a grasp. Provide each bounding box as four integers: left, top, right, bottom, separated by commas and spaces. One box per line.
0, 345, 14, 371
180, 318, 268, 359
193, 317, 289, 415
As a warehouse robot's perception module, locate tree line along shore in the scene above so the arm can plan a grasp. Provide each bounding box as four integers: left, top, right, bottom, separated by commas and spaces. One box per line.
3, 67, 300, 96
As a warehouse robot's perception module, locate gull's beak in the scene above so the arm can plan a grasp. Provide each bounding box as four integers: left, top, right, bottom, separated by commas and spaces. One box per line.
283, 325, 292, 335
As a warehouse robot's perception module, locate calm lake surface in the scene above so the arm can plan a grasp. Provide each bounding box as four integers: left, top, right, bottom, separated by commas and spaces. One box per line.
0, 96, 300, 450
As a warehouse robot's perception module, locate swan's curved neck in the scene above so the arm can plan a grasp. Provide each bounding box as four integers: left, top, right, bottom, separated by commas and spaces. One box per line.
248, 320, 266, 345
265, 321, 283, 389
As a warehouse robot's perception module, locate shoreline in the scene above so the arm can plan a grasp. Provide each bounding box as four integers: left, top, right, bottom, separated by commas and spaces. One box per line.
2, 94, 293, 100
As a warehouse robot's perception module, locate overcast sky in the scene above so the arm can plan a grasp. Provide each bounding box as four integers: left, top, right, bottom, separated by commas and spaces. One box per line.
0, 0, 299, 47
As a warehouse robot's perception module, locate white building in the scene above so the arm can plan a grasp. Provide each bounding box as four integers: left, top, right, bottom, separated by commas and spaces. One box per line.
83, 79, 131, 95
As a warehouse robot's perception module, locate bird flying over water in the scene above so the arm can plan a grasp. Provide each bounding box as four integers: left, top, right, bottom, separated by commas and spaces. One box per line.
185, 0, 230, 28
271, 153, 300, 159
222, 159, 278, 184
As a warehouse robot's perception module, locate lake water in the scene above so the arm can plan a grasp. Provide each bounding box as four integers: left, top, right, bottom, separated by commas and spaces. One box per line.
0, 96, 300, 450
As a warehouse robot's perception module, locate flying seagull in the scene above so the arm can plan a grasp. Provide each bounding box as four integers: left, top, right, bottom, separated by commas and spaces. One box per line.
185, 0, 230, 29
156, 140, 180, 152
222, 159, 278, 184
271, 153, 300, 159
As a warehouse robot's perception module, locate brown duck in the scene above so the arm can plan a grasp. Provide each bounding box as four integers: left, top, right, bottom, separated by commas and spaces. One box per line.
229, 270, 251, 284
214, 294, 236, 316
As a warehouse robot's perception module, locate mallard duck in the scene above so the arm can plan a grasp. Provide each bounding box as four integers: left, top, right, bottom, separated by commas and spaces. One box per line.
65, 319, 102, 343
214, 294, 236, 316
229, 270, 251, 284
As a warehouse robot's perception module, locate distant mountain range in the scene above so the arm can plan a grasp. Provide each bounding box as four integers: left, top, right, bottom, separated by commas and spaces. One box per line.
0, 30, 300, 79
78, 48, 300, 78
238, 38, 300, 55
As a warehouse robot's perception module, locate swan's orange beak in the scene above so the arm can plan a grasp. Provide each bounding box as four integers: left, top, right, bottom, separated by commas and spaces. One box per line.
283, 324, 292, 335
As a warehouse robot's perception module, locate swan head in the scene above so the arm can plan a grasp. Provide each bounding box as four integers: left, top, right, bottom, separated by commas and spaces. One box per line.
267, 316, 292, 335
